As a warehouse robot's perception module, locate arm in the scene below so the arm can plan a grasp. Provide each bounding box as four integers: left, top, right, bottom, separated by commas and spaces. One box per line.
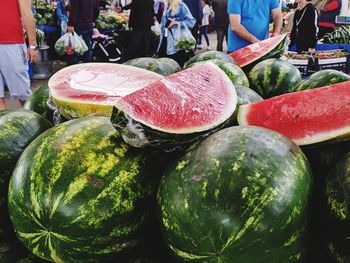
305, 6, 318, 49
196, 0, 203, 24
289, 11, 297, 47
56, 1, 67, 20
67, 0, 78, 32
18, 0, 38, 63
229, 14, 259, 43
271, 7, 283, 36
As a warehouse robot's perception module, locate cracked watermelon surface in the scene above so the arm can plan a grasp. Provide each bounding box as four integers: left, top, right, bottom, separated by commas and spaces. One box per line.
111, 62, 237, 149
157, 126, 312, 262
238, 81, 350, 146
8, 117, 160, 263
230, 34, 288, 71
48, 63, 163, 119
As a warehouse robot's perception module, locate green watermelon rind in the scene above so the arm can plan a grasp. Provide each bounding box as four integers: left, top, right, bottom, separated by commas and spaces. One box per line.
184, 51, 236, 68
124, 57, 180, 76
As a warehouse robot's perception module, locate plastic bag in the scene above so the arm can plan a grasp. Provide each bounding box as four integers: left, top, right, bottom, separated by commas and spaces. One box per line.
151, 21, 161, 37
54, 32, 88, 56
173, 23, 196, 51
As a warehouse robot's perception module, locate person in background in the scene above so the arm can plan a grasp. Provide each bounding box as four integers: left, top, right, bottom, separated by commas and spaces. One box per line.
227, 0, 283, 52
56, 0, 68, 36
67, 0, 100, 65
183, 0, 203, 53
212, 0, 228, 52
197, 0, 210, 50
154, 0, 165, 23
157, 0, 196, 67
289, 0, 318, 52
317, 0, 341, 39
0, 0, 38, 110
121, 0, 155, 59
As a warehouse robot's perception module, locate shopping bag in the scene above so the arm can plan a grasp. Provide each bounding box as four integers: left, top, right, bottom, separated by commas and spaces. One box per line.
54, 32, 88, 56
71, 32, 88, 56
151, 21, 161, 37
173, 23, 196, 51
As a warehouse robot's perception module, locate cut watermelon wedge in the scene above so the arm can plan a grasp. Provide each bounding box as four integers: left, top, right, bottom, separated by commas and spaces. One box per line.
237, 81, 350, 146
48, 63, 163, 119
230, 34, 288, 71
111, 62, 237, 150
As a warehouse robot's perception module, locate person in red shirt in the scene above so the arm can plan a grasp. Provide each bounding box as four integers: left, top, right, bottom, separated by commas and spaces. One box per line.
0, 0, 38, 110
318, 0, 341, 39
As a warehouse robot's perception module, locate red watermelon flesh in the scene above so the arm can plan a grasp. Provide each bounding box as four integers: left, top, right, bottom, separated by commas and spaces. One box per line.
237, 81, 350, 145
230, 34, 287, 68
48, 63, 163, 119
116, 62, 237, 134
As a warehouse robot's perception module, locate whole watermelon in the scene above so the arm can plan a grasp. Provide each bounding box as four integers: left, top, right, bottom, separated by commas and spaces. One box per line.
249, 58, 302, 98
158, 126, 313, 262
8, 117, 161, 263
323, 152, 350, 263
187, 59, 250, 88
296, 69, 350, 91
184, 51, 236, 68
236, 85, 263, 105
124, 57, 180, 76
24, 84, 55, 123
0, 110, 52, 238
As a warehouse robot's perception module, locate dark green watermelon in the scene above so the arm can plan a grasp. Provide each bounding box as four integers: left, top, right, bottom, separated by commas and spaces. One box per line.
157, 126, 313, 262
158, 57, 181, 72
24, 84, 55, 123
324, 152, 350, 263
0, 110, 52, 238
186, 59, 250, 88
124, 57, 180, 76
236, 85, 263, 105
8, 117, 161, 263
184, 51, 236, 68
249, 58, 302, 98
296, 69, 350, 91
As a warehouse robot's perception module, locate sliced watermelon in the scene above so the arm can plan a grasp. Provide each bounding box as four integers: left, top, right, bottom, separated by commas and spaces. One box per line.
111, 62, 237, 150
237, 81, 350, 146
230, 34, 288, 71
48, 63, 163, 119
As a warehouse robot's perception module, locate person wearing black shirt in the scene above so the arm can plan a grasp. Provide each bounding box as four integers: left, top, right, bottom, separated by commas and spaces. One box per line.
289, 0, 318, 53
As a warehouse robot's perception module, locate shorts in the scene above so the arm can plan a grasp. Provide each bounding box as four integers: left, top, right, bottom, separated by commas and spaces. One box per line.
0, 44, 32, 100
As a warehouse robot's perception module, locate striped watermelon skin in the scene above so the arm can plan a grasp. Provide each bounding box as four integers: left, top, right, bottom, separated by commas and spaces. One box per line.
157, 126, 312, 262
0, 110, 52, 238
184, 51, 236, 68
324, 152, 350, 263
296, 69, 350, 91
249, 58, 302, 98
124, 57, 181, 76
8, 117, 159, 263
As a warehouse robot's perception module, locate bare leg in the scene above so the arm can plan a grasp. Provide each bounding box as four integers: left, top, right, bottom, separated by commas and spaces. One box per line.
0, 98, 6, 110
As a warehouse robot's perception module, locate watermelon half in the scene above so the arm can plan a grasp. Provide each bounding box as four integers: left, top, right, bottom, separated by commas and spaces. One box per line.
111, 62, 237, 150
230, 34, 288, 71
48, 63, 163, 119
237, 81, 350, 146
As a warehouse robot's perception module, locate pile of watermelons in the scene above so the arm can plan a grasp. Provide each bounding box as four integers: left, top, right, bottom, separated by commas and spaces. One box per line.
1, 34, 350, 263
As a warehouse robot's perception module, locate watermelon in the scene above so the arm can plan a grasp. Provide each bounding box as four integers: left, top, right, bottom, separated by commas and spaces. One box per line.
248, 58, 302, 98
237, 81, 350, 146
48, 63, 163, 119
184, 51, 236, 68
8, 117, 161, 262
236, 85, 263, 105
111, 62, 237, 150
158, 57, 182, 72
296, 69, 350, 91
157, 126, 312, 262
0, 110, 52, 238
0, 239, 46, 263
230, 34, 288, 71
24, 84, 55, 123
124, 57, 181, 76
186, 59, 250, 88
323, 152, 350, 262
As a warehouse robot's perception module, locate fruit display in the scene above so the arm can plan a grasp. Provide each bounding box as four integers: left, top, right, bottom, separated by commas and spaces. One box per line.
95, 13, 129, 31
237, 81, 350, 146
124, 57, 181, 76
158, 126, 312, 262
248, 58, 302, 98
230, 34, 288, 71
1, 39, 350, 263
48, 63, 163, 119
111, 62, 237, 150
322, 25, 350, 44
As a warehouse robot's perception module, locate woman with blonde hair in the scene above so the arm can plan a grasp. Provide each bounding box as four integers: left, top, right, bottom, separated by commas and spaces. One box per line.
157, 0, 196, 67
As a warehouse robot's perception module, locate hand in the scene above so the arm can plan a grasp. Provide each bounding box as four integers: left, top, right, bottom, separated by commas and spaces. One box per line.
115, 6, 122, 12
168, 18, 179, 28
27, 48, 38, 63
67, 26, 74, 33
251, 37, 259, 44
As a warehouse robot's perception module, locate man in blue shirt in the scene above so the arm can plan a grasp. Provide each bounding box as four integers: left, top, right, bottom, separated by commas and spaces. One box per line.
227, 0, 283, 52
